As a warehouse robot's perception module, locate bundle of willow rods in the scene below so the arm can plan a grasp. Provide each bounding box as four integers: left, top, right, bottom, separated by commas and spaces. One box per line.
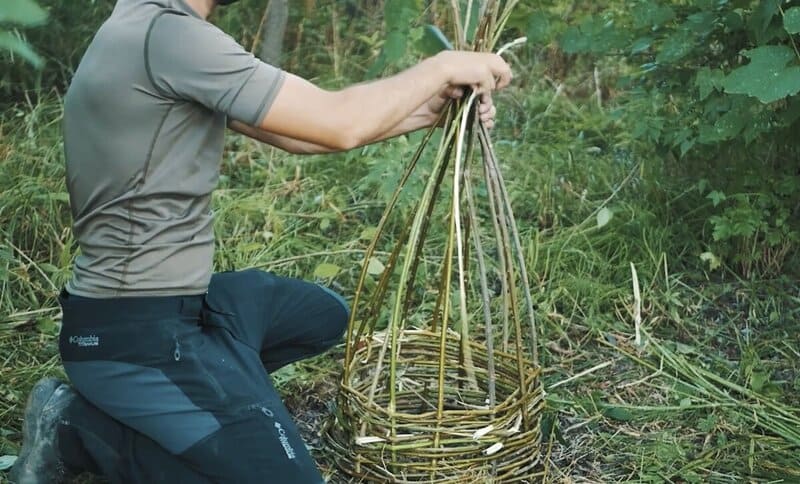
324, 1, 544, 481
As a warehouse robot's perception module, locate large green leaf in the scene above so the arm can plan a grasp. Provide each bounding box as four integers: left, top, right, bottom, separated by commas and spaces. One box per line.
784, 6, 800, 34
560, 17, 629, 54
698, 108, 748, 143
656, 29, 694, 64
0, 0, 47, 26
722, 10, 744, 32
0, 31, 42, 67
384, 0, 419, 32
695, 67, 724, 100
526, 14, 552, 45
748, 0, 782, 43
382, 30, 407, 64
722, 45, 800, 103
685, 11, 716, 36
368, 0, 421, 76
630, 36, 653, 55
632, 3, 675, 29
417, 24, 452, 55
559, 26, 589, 53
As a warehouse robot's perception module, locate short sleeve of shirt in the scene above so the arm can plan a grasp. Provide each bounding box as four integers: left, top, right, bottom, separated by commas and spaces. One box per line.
146, 12, 285, 126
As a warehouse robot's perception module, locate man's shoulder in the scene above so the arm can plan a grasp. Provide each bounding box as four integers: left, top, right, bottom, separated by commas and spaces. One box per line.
97, 1, 202, 45
146, 7, 246, 70
147, 6, 231, 47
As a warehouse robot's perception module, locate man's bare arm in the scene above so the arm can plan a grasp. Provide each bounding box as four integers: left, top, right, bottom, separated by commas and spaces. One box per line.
230, 88, 498, 154
230, 103, 436, 154
254, 51, 511, 151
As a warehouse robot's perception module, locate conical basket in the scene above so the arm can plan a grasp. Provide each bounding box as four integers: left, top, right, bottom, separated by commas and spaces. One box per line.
324, 2, 544, 481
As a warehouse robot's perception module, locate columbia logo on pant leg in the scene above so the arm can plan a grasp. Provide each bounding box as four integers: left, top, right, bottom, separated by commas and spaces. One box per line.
68, 335, 100, 347
274, 422, 296, 460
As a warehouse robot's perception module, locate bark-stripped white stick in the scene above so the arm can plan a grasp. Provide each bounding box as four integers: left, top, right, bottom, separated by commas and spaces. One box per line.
496, 37, 527, 56
484, 442, 504, 455
472, 424, 495, 440
453, 92, 479, 389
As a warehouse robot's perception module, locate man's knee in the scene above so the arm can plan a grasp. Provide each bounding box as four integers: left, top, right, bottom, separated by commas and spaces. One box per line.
316, 285, 349, 343
181, 403, 324, 484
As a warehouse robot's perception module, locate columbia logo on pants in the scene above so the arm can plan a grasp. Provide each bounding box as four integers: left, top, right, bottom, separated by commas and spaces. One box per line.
69, 335, 100, 347
274, 422, 296, 460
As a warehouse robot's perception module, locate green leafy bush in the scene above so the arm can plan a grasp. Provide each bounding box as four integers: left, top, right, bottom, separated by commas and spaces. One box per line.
551, 0, 800, 277
0, 0, 47, 67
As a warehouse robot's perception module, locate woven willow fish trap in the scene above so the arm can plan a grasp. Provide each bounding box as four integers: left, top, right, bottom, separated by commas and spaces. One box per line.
324, 2, 544, 482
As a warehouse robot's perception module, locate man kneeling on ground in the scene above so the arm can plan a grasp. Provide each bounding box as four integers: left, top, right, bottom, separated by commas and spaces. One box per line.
11, 0, 509, 482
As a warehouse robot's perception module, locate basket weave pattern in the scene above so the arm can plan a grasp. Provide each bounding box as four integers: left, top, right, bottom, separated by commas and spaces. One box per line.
327, 330, 544, 482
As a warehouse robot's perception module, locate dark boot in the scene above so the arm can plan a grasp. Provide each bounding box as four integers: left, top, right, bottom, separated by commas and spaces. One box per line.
10, 378, 76, 484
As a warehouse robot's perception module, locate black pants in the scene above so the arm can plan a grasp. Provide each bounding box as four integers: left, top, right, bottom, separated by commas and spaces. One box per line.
57, 269, 349, 483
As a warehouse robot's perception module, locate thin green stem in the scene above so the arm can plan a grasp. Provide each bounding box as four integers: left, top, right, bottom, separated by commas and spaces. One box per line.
343, 121, 442, 379
479, 124, 539, 364
465, 167, 497, 407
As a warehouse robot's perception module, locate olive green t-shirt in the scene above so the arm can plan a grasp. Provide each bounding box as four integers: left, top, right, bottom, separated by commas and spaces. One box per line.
64, 0, 285, 297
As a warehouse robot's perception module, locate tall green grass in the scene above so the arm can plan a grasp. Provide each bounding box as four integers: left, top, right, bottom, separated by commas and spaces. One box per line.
1, 47, 799, 482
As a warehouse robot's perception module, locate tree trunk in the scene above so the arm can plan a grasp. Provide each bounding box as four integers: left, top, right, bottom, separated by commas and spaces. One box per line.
259, 0, 289, 67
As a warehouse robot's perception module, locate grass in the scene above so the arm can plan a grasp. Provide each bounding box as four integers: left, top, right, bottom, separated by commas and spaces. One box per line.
2, 35, 800, 484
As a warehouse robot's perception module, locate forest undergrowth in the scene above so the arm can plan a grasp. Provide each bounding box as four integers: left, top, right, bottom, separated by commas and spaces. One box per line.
2, 3, 800, 481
